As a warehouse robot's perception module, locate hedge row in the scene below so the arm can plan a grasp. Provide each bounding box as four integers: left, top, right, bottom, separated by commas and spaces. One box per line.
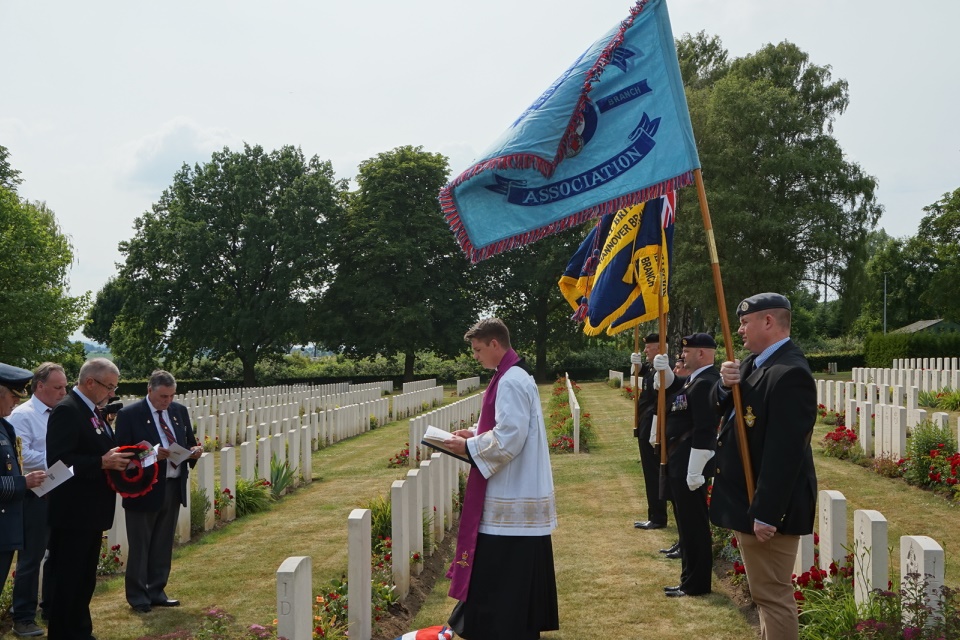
864, 332, 960, 368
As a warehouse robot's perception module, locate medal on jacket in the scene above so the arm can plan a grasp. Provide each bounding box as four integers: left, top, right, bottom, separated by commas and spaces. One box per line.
90, 416, 103, 435
744, 406, 756, 428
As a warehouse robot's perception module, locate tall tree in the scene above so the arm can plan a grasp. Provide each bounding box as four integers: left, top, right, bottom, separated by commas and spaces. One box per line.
92, 144, 345, 384
918, 188, 960, 321
476, 227, 588, 381
670, 36, 881, 335
0, 144, 23, 191
313, 146, 480, 380
0, 186, 87, 365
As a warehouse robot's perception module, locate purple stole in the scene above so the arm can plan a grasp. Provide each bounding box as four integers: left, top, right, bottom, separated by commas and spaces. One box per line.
446, 348, 520, 601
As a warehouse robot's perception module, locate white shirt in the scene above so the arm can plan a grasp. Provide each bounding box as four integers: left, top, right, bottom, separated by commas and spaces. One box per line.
146, 398, 181, 479
8, 394, 54, 473
467, 366, 558, 536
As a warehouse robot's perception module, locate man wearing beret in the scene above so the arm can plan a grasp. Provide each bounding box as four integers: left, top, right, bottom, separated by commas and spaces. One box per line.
711, 293, 817, 640
629, 333, 670, 531
0, 363, 48, 623
652, 334, 719, 597
46, 358, 134, 640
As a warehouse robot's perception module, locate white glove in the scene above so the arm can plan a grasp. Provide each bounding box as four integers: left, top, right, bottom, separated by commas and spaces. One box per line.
652, 354, 675, 389
649, 415, 658, 445
630, 352, 643, 365
686, 448, 715, 491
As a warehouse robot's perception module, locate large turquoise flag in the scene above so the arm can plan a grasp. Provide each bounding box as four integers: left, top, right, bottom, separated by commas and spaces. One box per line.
440, 0, 698, 263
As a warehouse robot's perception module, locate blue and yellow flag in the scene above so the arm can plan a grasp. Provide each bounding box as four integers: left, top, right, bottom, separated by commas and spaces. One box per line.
440, 0, 698, 263
559, 193, 674, 336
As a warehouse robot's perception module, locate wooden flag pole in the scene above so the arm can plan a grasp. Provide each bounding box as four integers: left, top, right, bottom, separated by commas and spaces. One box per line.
632, 326, 640, 443
693, 168, 756, 503
656, 231, 668, 500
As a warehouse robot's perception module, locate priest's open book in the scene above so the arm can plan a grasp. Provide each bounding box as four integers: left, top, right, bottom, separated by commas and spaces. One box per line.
421, 425, 472, 464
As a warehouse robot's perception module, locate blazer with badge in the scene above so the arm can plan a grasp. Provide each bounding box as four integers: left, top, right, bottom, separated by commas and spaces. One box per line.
709, 339, 818, 535
0, 417, 28, 551
115, 399, 197, 512
47, 390, 119, 531
663, 366, 720, 478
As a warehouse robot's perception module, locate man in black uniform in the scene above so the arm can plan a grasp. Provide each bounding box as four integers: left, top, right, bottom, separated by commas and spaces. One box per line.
711, 293, 817, 640
653, 333, 719, 597
630, 334, 669, 531
0, 364, 47, 605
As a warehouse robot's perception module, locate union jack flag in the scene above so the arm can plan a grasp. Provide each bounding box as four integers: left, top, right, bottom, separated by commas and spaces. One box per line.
661, 190, 676, 228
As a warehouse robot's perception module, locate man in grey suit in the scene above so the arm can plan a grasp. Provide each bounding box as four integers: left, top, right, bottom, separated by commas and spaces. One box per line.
114, 370, 201, 613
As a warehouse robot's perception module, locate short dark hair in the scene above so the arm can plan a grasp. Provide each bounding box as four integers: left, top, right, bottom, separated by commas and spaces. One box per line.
464, 318, 511, 349
148, 370, 177, 390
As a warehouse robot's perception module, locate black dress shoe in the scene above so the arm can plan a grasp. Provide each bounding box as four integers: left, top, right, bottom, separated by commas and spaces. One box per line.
666, 589, 710, 598
152, 599, 180, 607
132, 604, 152, 613
663, 585, 682, 592
665, 550, 681, 559
659, 542, 680, 554
633, 520, 666, 530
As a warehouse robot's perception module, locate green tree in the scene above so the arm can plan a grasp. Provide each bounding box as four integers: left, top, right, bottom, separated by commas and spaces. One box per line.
0, 144, 22, 191
476, 227, 589, 381
312, 146, 479, 380
91, 144, 346, 384
919, 188, 960, 321
0, 186, 87, 365
670, 36, 882, 335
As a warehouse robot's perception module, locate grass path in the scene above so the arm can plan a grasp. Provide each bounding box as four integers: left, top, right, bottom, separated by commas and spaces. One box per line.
84, 382, 960, 639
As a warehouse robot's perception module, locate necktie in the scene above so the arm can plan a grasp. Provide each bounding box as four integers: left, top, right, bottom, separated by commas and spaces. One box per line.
157, 411, 179, 468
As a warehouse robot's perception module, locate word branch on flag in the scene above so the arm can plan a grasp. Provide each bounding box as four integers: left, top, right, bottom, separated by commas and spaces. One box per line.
439, 0, 698, 263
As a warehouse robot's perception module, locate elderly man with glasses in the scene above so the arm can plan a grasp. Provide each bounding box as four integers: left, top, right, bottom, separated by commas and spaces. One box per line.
46, 358, 133, 640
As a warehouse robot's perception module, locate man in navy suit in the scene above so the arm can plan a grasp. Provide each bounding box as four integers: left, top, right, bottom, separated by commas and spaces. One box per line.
115, 370, 201, 613
46, 358, 134, 640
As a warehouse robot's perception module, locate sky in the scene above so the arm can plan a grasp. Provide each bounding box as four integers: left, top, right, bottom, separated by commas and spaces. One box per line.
2, 0, 958, 342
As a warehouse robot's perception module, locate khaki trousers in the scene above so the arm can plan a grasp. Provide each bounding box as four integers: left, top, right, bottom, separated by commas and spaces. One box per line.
736, 531, 801, 640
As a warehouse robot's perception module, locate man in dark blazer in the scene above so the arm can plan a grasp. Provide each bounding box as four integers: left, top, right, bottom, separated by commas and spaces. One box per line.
710, 293, 817, 640
46, 358, 134, 640
653, 333, 719, 598
630, 333, 670, 531
115, 370, 201, 613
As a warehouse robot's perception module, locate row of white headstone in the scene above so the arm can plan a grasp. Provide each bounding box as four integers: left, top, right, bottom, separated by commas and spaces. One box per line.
807, 489, 945, 625
890, 358, 960, 371
851, 367, 960, 397
456, 376, 481, 396
608, 369, 625, 386
273, 392, 481, 640
565, 373, 581, 454
408, 393, 483, 467
275, 453, 469, 639
392, 386, 445, 421
402, 378, 437, 394
106, 391, 398, 559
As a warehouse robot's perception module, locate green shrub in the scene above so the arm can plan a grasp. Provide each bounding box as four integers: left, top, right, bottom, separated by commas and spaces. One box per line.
235, 476, 273, 517
361, 494, 392, 542
902, 420, 958, 489
270, 455, 296, 498
191, 486, 210, 534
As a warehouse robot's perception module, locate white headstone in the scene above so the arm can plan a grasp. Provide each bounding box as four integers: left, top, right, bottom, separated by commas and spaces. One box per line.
258, 437, 271, 482
892, 407, 907, 459
858, 401, 873, 455
793, 533, 815, 577
854, 510, 888, 606
277, 556, 313, 640
300, 426, 312, 484
220, 446, 237, 521
390, 480, 410, 599
819, 490, 847, 572
900, 535, 945, 626
348, 509, 372, 639
406, 469, 423, 576
197, 453, 215, 531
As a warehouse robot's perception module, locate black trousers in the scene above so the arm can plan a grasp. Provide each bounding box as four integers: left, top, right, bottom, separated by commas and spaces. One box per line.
13, 491, 52, 623
668, 477, 712, 594
47, 526, 103, 640
124, 479, 182, 607
638, 426, 668, 525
